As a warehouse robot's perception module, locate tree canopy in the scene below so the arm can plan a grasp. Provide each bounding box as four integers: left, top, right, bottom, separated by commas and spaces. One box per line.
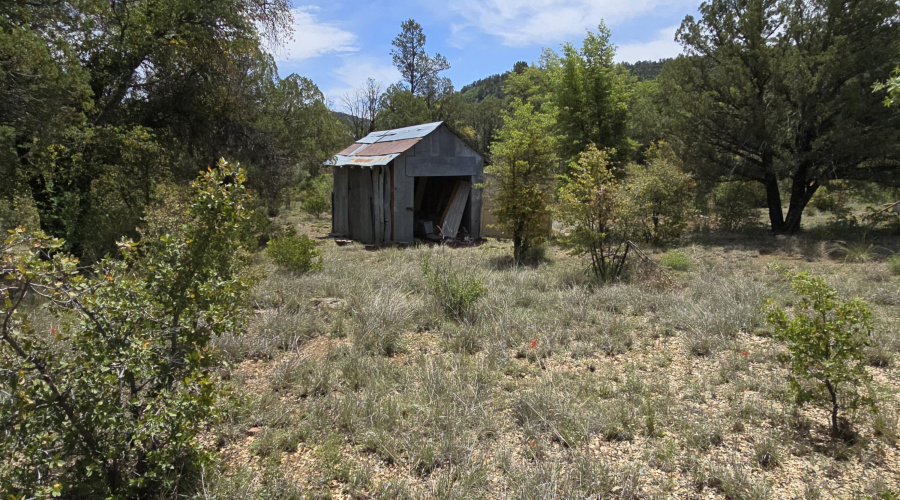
1, 0, 345, 258
661, 0, 900, 233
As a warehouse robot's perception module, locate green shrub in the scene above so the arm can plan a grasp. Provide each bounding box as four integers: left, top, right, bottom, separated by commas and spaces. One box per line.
556, 146, 635, 282
0, 160, 254, 497
658, 251, 691, 271
713, 181, 765, 230
300, 174, 331, 219
888, 255, 900, 275
422, 253, 486, 321
266, 234, 323, 273
809, 182, 854, 224
623, 142, 696, 245
765, 272, 874, 438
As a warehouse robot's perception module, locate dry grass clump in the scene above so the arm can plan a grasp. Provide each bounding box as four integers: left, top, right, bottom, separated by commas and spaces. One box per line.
207, 221, 900, 499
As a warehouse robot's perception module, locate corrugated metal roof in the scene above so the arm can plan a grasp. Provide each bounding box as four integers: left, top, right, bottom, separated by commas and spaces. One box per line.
354, 138, 422, 156
356, 122, 442, 144
327, 153, 400, 167
327, 122, 443, 167
336, 143, 367, 156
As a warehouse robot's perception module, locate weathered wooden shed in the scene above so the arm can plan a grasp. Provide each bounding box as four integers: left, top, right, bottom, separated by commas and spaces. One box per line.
327, 122, 484, 245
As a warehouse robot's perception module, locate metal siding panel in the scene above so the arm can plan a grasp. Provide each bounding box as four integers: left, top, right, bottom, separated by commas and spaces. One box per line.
393, 156, 415, 244
406, 156, 480, 177
440, 126, 455, 157
353, 138, 422, 156
329, 153, 399, 167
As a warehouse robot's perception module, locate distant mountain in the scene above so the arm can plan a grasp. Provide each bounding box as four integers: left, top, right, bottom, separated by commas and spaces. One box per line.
459, 72, 510, 103
621, 59, 672, 81
458, 59, 672, 104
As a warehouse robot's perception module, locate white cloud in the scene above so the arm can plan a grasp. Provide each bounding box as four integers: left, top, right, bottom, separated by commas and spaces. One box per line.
269, 6, 358, 62
323, 56, 401, 110
445, 0, 695, 47
615, 26, 682, 63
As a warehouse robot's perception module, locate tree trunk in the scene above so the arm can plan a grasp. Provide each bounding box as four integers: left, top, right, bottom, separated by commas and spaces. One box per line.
513, 234, 523, 264
780, 165, 819, 235
762, 174, 785, 233
825, 378, 839, 438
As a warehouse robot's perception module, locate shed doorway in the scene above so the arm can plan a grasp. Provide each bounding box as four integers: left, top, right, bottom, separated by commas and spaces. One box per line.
413, 175, 473, 241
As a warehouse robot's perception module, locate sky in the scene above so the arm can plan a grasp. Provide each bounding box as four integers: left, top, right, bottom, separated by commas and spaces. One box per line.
266, 0, 702, 110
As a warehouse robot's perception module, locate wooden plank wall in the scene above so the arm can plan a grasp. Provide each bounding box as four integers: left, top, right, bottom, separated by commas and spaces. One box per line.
372, 167, 384, 244
384, 167, 392, 241
332, 166, 349, 236
347, 167, 361, 240
348, 167, 374, 244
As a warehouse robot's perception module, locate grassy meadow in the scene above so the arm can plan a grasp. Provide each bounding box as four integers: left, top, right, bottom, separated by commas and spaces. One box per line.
203, 212, 900, 499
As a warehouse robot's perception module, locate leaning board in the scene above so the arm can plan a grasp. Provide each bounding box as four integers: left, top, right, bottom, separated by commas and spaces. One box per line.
440, 181, 471, 239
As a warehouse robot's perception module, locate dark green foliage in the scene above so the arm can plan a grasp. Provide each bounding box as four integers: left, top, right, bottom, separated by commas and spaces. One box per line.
553, 24, 633, 164
300, 174, 332, 219
713, 182, 766, 230
487, 100, 557, 264
1, 0, 348, 259
422, 252, 486, 321
766, 273, 874, 437
0, 161, 254, 497
266, 235, 323, 274
390, 19, 451, 109
376, 84, 433, 130
621, 59, 671, 81
662, 0, 900, 234
459, 71, 512, 102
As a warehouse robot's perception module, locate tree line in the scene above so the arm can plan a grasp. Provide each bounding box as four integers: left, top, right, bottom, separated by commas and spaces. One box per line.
1, 0, 347, 260
342, 1, 899, 262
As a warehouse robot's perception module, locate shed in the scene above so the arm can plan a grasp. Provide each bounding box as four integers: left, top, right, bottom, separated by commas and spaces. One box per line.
327, 122, 484, 245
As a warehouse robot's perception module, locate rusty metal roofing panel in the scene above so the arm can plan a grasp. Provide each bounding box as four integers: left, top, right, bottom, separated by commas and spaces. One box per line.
336, 143, 367, 156
327, 153, 400, 167
354, 138, 421, 156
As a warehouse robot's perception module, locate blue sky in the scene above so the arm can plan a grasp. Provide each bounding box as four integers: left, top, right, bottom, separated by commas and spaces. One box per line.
266, 1, 702, 110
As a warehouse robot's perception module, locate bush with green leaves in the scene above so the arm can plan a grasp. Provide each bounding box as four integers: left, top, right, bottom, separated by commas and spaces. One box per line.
887, 255, 900, 275
556, 145, 638, 282
622, 142, 696, 245
658, 251, 691, 271
713, 181, 765, 231
300, 174, 332, 219
0, 160, 255, 497
487, 100, 557, 264
765, 272, 874, 437
422, 252, 486, 321
266, 234, 323, 273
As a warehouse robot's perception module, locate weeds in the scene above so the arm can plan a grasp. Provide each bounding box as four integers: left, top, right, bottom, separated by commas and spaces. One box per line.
658, 250, 692, 271
266, 234, 323, 273
209, 229, 900, 499
422, 251, 486, 321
